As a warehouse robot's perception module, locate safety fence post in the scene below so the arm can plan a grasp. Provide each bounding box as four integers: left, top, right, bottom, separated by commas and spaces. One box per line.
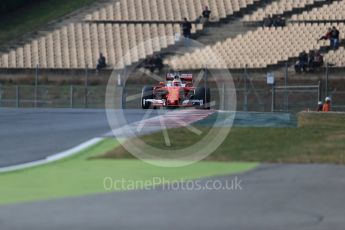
243, 66, 248, 111
16, 85, 20, 108
70, 85, 74, 108
284, 63, 288, 112
325, 62, 329, 97
84, 65, 89, 108
34, 64, 39, 108
271, 84, 275, 112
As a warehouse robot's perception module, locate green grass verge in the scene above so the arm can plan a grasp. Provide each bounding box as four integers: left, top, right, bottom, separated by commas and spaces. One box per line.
0, 0, 97, 46
0, 138, 257, 205
102, 125, 345, 164
208, 127, 345, 163
298, 111, 345, 128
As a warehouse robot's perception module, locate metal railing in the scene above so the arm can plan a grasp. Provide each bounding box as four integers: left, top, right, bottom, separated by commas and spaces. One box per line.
0, 85, 106, 108
0, 84, 344, 112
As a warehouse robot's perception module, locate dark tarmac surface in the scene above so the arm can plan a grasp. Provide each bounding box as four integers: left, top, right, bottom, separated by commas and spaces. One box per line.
0, 164, 344, 230
0, 109, 295, 167
0, 108, 161, 167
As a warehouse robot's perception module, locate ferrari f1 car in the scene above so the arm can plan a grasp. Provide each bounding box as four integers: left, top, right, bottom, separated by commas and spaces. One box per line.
141, 73, 210, 109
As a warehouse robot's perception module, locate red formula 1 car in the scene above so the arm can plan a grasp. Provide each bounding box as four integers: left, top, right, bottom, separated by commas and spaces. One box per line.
141, 73, 210, 109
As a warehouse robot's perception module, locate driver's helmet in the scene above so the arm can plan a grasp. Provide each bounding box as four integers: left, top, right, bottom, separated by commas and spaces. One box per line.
172, 75, 182, 86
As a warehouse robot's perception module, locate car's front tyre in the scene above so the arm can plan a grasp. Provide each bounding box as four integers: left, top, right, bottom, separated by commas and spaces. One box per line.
141, 86, 154, 109
194, 87, 211, 109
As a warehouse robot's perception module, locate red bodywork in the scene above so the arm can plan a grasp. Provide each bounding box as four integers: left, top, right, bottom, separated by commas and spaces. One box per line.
151, 73, 197, 108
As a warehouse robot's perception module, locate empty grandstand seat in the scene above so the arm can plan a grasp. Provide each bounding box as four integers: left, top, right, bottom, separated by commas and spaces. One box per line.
0, 22, 202, 69
166, 23, 345, 70
243, 0, 316, 22
291, 0, 345, 21
84, 0, 260, 22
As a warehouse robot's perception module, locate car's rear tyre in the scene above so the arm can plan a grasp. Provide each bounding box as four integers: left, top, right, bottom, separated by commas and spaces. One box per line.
141, 86, 154, 109
195, 87, 211, 109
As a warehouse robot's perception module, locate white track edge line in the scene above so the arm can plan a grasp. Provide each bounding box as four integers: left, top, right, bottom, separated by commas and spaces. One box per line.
0, 110, 215, 173
0, 137, 105, 174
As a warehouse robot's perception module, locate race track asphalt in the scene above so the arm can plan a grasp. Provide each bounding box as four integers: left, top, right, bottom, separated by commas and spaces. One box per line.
0, 108, 295, 167
0, 164, 344, 230
0, 108, 161, 167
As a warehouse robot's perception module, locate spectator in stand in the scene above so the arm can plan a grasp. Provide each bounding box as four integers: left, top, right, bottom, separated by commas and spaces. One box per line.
142, 54, 164, 73
322, 97, 331, 112
318, 27, 332, 42
295, 51, 308, 73
263, 14, 272, 27
148, 55, 156, 73
153, 54, 163, 73
272, 15, 278, 27
181, 18, 192, 47
313, 51, 324, 68
307, 50, 315, 71
317, 101, 323, 112
141, 55, 153, 72
280, 16, 286, 27
273, 15, 285, 27
96, 53, 106, 72
202, 6, 211, 24
196, 15, 203, 23
330, 26, 340, 49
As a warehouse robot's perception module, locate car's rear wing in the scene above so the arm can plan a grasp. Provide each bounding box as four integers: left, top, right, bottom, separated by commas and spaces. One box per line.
166, 73, 193, 83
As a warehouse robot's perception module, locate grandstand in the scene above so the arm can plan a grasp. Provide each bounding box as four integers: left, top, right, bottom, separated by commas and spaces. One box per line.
0, 23, 202, 69
291, 0, 345, 21
0, 0, 345, 111
84, 0, 260, 22
0, 0, 265, 70
242, 0, 316, 23
166, 22, 344, 69
0, 0, 344, 71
